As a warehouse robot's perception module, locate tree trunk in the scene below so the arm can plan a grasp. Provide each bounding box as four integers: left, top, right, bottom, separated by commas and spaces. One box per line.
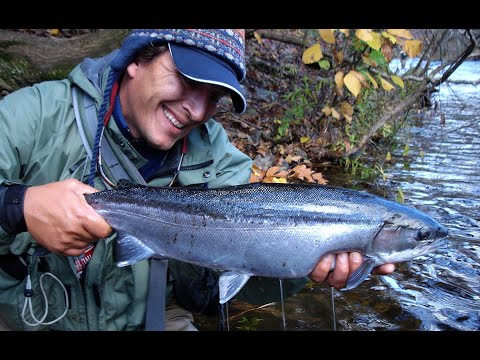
0, 29, 128, 72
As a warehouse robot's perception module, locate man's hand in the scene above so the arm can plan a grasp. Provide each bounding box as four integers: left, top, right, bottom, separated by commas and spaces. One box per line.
23, 179, 112, 256
309, 252, 395, 289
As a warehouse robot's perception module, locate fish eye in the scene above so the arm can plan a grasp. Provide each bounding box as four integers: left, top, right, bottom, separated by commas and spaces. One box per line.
417, 229, 430, 241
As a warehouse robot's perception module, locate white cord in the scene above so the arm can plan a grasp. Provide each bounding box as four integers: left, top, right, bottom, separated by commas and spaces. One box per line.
21, 272, 69, 327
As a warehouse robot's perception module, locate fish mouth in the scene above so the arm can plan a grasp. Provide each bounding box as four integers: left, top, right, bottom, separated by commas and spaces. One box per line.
412, 238, 450, 256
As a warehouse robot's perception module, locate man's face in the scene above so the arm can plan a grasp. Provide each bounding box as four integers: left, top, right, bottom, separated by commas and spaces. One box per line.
119, 51, 228, 150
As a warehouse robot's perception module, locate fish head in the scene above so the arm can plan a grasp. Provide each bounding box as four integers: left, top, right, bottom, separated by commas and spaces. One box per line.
370, 206, 449, 264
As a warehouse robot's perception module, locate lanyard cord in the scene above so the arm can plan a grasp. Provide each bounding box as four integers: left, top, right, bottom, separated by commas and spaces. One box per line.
21, 265, 69, 327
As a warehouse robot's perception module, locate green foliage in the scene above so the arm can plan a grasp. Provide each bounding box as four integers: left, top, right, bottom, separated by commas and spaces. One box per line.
235, 316, 263, 331
396, 188, 405, 204
274, 76, 318, 140
369, 50, 388, 67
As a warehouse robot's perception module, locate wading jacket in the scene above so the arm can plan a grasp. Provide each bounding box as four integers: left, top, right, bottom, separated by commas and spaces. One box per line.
0, 51, 307, 330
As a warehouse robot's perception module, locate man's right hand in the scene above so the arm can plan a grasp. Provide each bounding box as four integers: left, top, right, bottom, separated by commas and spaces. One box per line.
23, 179, 112, 256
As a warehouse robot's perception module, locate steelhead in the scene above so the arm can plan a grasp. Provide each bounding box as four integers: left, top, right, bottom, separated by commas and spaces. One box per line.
84, 183, 449, 303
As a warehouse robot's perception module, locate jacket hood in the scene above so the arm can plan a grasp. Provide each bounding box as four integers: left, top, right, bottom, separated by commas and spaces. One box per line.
68, 49, 119, 105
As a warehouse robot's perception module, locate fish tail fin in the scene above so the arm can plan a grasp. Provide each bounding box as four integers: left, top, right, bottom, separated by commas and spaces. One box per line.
218, 272, 251, 304
341, 257, 376, 291
114, 233, 155, 267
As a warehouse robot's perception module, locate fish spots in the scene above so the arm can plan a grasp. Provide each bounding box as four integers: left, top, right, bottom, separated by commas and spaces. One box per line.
173, 234, 177, 243
283, 261, 287, 267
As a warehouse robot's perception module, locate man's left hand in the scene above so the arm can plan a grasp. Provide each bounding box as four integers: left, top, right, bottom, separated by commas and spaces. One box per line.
309, 252, 395, 289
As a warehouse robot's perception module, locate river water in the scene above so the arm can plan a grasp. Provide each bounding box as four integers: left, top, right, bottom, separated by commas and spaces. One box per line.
196, 59, 480, 331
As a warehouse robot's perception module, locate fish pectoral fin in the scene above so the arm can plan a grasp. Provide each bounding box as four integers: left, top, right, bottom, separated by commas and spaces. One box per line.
114, 233, 155, 267
341, 257, 376, 291
218, 272, 251, 304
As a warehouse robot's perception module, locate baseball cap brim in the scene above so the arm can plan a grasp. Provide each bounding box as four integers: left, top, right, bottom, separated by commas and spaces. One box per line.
168, 43, 246, 114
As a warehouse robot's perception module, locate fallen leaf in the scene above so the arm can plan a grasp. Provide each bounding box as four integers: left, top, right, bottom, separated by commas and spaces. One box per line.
363, 71, 379, 89
319, 29, 336, 44
344, 71, 362, 97
253, 31, 263, 45
380, 76, 395, 91
290, 164, 315, 183
302, 43, 323, 64
356, 29, 373, 42
391, 75, 405, 89
312, 172, 329, 185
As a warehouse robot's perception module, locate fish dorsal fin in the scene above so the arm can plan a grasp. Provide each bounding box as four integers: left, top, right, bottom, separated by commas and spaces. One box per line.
342, 257, 376, 291
218, 272, 251, 304
114, 233, 155, 267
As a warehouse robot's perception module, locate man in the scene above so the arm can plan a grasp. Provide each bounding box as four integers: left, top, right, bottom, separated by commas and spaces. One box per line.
0, 29, 394, 331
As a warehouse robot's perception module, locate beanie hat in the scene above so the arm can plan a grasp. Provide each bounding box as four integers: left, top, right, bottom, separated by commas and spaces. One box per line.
110, 29, 247, 113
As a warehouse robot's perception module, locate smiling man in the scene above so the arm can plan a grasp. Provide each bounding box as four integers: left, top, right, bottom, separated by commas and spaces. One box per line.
0, 29, 394, 331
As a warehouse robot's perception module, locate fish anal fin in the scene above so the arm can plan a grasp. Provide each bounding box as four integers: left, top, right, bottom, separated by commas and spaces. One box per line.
114, 233, 155, 267
341, 257, 376, 291
218, 272, 251, 304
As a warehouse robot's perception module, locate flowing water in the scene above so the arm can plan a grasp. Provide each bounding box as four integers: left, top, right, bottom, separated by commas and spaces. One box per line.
196, 60, 480, 331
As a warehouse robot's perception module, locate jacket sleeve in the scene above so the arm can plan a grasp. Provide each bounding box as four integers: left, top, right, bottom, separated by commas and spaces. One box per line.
204, 120, 252, 187
0, 87, 40, 250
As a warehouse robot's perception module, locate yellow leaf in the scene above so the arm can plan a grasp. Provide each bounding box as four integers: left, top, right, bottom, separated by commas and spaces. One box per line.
340, 102, 353, 117
356, 29, 373, 43
364, 71, 378, 89
253, 31, 263, 45
382, 31, 396, 44
391, 75, 404, 89
366, 31, 382, 51
334, 71, 344, 95
319, 29, 336, 44
331, 108, 340, 120
340, 102, 353, 122
272, 177, 288, 184
333, 50, 344, 64
350, 70, 368, 87
403, 40, 423, 58
49, 29, 60, 36
302, 43, 323, 64
321, 106, 332, 116
344, 71, 362, 97
335, 71, 344, 86
386, 151, 392, 162
300, 136, 310, 144
380, 77, 395, 91
387, 29, 413, 40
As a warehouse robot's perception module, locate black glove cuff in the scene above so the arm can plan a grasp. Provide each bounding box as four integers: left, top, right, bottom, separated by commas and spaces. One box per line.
0, 184, 29, 234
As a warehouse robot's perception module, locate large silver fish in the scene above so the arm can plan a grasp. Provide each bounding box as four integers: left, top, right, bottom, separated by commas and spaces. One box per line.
85, 183, 449, 304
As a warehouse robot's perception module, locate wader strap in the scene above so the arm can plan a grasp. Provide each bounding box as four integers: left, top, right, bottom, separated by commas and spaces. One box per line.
72, 86, 147, 188
71, 86, 166, 330
145, 257, 168, 331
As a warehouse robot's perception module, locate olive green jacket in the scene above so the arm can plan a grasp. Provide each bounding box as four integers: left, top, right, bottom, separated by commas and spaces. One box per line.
0, 51, 306, 330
